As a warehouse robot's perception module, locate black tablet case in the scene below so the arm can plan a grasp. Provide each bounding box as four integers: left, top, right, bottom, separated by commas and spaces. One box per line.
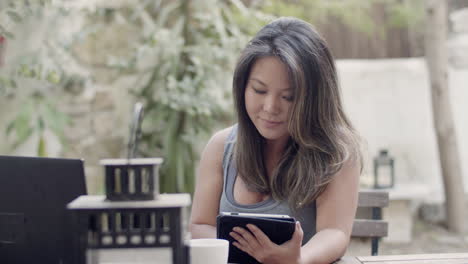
216, 214, 296, 264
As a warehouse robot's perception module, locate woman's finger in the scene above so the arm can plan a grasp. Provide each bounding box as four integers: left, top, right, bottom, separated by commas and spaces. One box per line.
230, 231, 249, 247
291, 221, 304, 246
246, 224, 272, 246
232, 241, 251, 255
233, 227, 260, 248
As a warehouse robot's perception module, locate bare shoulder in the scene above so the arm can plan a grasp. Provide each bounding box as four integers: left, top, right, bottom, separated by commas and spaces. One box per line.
190, 126, 235, 229
202, 126, 235, 158
336, 157, 361, 180
209, 126, 234, 145
317, 157, 360, 207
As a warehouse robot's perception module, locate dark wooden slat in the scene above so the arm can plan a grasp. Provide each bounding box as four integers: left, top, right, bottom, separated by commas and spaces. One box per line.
358, 189, 389, 208
350, 190, 389, 254
351, 219, 388, 238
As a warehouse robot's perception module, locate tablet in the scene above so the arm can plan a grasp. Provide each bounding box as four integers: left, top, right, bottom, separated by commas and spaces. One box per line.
216, 212, 296, 264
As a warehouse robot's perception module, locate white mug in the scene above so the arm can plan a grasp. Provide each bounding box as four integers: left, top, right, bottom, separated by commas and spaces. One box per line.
188, 238, 229, 264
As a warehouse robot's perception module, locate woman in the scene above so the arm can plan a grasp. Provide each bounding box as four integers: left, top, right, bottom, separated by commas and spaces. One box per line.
190, 17, 362, 264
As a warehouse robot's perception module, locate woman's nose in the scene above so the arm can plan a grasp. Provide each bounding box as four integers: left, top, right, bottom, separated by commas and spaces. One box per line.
263, 95, 280, 114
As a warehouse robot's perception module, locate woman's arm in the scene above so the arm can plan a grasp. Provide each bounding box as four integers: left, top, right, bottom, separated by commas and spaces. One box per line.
300, 159, 360, 264
189, 127, 232, 238
228, 159, 359, 264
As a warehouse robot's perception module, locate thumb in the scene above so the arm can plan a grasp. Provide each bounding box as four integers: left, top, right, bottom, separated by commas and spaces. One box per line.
291, 221, 304, 245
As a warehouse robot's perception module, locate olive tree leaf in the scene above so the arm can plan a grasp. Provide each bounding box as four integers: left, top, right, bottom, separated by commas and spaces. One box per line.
5, 98, 35, 149
2, 31, 15, 39
7, 10, 23, 23
43, 101, 70, 143
37, 134, 48, 157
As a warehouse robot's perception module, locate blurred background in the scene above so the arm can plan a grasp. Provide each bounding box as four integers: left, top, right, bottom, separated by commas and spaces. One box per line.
1, 0, 467, 254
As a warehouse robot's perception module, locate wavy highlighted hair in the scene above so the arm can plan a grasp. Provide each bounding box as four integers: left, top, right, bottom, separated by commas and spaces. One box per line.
232, 17, 362, 209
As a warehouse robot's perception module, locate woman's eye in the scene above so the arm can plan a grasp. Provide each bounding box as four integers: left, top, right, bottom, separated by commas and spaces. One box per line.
253, 88, 266, 94
283, 95, 294, 102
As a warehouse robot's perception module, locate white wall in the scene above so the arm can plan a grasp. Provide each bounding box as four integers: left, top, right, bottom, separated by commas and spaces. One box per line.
337, 58, 468, 202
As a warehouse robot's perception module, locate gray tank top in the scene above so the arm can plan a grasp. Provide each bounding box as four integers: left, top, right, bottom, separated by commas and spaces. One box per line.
219, 125, 316, 244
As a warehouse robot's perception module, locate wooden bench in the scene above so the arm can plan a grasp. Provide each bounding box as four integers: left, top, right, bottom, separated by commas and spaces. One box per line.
351, 189, 389, 256
384, 183, 429, 243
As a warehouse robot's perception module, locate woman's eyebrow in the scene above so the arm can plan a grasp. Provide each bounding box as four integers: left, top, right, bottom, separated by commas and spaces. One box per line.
249, 78, 292, 91
249, 78, 267, 86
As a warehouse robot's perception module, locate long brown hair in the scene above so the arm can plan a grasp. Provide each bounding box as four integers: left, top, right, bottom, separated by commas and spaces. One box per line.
232, 17, 362, 209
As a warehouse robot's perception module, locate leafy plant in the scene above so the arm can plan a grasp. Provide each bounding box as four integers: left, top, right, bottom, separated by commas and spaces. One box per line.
1, 0, 266, 191
6, 93, 70, 156
117, 0, 268, 193
0, 0, 86, 156
59, 0, 268, 193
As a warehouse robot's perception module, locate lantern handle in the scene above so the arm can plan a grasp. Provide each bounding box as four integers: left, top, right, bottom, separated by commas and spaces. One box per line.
127, 102, 144, 160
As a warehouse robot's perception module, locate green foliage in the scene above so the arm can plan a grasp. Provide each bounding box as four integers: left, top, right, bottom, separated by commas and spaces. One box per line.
0, 0, 54, 40
1, 0, 265, 193
6, 94, 70, 156
91, 0, 268, 194
259, 0, 424, 36
44, 0, 268, 193
0, 0, 82, 155
387, 0, 425, 28
260, 0, 374, 35
227, 0, 275, 36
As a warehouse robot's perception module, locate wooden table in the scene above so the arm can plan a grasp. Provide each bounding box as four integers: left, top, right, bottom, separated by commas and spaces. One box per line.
336, 253, 468, 264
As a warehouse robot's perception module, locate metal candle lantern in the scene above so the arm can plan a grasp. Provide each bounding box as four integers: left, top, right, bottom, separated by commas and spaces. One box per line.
67, 103, 191, 264
67, 192, 190, 264
101, 158, 162, 201
373, 149, 395, 189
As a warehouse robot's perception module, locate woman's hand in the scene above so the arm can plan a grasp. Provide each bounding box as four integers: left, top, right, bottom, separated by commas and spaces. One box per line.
230, 221, 304, 264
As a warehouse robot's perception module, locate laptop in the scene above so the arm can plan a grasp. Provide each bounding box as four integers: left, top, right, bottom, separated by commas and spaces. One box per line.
0, 155, 87, 264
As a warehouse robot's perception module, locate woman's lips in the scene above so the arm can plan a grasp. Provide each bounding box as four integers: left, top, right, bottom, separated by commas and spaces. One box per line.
260, 118, 283, 128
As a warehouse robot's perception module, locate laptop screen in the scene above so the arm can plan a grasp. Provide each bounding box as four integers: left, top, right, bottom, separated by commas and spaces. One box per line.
0, 155, 87, 264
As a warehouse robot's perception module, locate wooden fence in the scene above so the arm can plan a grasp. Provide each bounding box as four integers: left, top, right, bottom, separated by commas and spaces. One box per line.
315, 3, 425, 59
245, 0, 468, 59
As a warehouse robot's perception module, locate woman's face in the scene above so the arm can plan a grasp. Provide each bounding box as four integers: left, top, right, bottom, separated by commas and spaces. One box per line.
245, 56, 294, 142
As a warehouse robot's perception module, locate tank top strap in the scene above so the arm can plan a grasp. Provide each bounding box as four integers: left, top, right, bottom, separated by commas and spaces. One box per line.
222, 125, 238, 173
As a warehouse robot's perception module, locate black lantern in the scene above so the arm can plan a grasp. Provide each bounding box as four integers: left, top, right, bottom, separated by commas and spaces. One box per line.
67, 157, 191, 264
101, 158, 162, 201
66, 102, 191, 264
373, 149, 395, 189
67, 191, 190, 264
